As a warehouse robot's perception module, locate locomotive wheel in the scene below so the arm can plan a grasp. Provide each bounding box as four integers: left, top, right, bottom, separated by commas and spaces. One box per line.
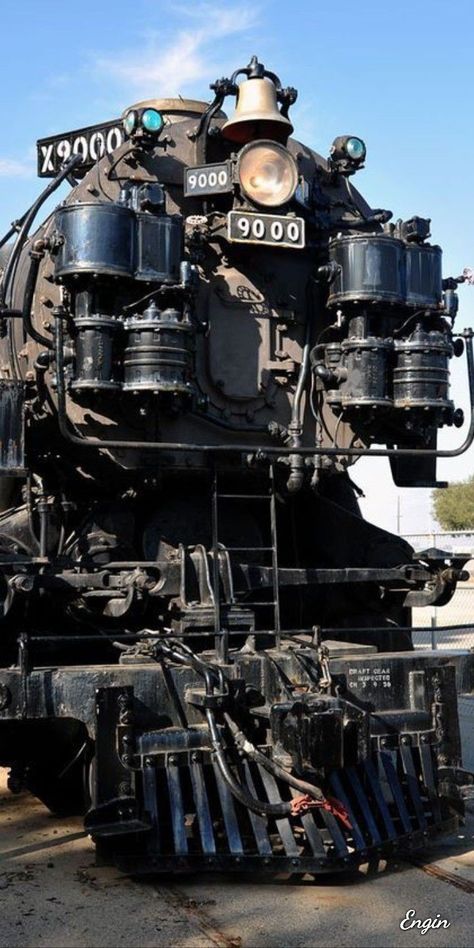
20, 723, 94, 817
0, 476, 23, 515
25, 742, 93, 816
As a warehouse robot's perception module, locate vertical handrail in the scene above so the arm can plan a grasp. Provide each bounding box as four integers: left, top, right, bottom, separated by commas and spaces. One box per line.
269, 463, 281, 647
211, 466, 228, 662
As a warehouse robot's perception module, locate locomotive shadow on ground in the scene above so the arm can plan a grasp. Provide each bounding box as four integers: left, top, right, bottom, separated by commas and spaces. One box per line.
2, 781, 473, 887
1, 783, 473, 948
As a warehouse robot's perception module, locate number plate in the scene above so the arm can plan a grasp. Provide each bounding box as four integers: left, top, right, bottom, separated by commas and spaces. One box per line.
184, 162, 233, 196
37, 119, 124, 178
227, 211, 305, 249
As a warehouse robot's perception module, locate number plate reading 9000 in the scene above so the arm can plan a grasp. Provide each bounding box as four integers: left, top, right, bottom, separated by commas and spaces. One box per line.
227, 211, 305, 249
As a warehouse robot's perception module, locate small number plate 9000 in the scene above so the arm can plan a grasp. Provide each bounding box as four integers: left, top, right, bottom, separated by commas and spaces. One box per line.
227, 211, 305, 249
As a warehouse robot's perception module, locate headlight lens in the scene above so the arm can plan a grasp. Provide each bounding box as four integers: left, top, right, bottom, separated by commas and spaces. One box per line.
238, 141, 298, 208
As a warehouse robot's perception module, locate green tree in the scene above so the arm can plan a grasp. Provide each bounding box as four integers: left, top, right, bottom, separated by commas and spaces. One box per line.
432, 474, 474, 530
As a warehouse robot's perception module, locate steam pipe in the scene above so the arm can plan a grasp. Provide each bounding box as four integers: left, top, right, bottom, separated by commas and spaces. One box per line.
0, 154, 82, 306
54, 314, 474, 458
1, 155, 82, 379
287, 309, 312, 492
195, 94, 225, 164
22, 248, 53, 349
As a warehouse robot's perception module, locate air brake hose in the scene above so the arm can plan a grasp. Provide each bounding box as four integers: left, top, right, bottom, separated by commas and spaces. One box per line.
223, 712, 325, 801
151, 640, 291, 816
156, 640, 218, 695
154, 640, 322, 818
206, 708, 292, 818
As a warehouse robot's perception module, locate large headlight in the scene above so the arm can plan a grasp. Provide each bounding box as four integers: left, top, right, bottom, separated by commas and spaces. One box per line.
237, 141, 298, 208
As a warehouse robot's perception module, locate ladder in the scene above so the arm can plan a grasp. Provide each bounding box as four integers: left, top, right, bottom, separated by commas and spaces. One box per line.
211, 462, 281, 661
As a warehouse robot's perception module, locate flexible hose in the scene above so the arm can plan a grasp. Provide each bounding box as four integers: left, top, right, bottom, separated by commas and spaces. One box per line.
153, 640, 293, 817
223, 712, 325, 801
206, 708, 292, 817
154, 639, 221, 697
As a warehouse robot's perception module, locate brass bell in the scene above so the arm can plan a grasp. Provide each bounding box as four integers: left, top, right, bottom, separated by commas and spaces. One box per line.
221, 76, 293, 145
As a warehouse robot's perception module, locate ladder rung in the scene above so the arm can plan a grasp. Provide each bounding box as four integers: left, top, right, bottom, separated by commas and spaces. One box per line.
217, 493, 271, 500
212, 464, 280, 648
243, 601, 277, 607
226, 546, 273, 552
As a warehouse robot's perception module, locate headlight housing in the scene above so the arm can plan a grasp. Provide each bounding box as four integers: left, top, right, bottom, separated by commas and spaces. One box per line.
237, 140, 298, 208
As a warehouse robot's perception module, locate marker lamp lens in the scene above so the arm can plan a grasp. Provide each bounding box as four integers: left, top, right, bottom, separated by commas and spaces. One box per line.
142, 109, 164, 134
123, 110, 137, 136
345, 137, 366, 160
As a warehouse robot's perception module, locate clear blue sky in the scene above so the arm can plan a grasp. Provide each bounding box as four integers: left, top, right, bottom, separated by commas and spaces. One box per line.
1, 0, 473, 533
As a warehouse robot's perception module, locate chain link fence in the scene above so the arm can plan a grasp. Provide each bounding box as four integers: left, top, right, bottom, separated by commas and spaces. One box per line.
403, 531, 474, 650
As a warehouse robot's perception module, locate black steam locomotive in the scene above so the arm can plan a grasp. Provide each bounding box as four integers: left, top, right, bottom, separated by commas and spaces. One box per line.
0, 57, 472, 875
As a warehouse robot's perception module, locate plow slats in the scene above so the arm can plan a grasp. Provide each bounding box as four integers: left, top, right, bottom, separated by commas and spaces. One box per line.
363, 759, 396, 839
127, 742, 445, 871
289, 790, 326, 857
243, 762, 273, 856
400, 745, 427, 831
166, 763, 188, 855
190, 760, 216, 854
318, 806, 348, 856
380, 752, 412, 834
329, 772, 366, 850
346, 767, 381, 845
213, 762, 244, 854
257, 765, 299, 857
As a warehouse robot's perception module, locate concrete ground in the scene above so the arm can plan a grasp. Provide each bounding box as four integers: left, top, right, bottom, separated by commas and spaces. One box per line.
0, 770, 473, 948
